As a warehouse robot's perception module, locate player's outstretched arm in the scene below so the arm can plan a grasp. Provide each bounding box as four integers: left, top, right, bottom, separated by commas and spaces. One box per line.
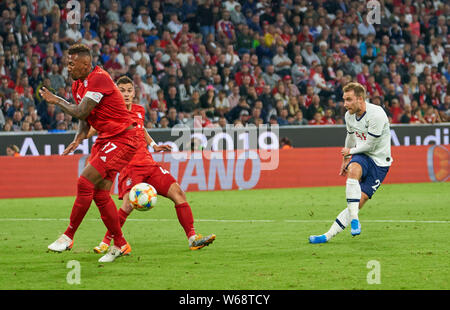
38, 87, 98, 120
62, 120, 91, 155
345, 134, 378, 156
86, 127, 98, 139
144, 129, 172, 152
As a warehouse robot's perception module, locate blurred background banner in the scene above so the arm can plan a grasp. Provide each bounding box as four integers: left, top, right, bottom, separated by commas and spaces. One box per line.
1, 145, 447, 199
0, 124, 448, 155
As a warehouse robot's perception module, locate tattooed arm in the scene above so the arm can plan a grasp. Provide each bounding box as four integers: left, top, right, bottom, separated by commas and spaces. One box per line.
61, 119, 91, 155
38, 87, 98, 120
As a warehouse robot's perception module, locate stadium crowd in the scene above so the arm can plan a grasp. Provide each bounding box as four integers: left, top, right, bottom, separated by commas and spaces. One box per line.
0, 0, 449, 133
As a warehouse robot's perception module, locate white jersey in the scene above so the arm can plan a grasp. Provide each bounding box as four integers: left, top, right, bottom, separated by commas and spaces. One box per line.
345, 102, 393, 167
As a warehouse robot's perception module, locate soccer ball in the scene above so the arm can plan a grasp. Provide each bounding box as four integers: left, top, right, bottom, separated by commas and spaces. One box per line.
129, 183, 157, 211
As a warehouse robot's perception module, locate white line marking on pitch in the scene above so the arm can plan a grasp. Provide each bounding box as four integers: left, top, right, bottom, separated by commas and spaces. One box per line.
0, 218, 448, 224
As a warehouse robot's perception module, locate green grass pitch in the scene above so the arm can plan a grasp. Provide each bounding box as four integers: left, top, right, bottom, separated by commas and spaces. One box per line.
0, 182, 448, 290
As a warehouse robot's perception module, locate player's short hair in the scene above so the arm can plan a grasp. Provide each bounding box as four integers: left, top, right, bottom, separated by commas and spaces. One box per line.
68, 44, 92, 58
343, 82, 366, 100
116, 75, 134, 86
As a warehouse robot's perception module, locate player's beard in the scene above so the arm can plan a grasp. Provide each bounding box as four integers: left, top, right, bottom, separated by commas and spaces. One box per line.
70, 72, 83, 81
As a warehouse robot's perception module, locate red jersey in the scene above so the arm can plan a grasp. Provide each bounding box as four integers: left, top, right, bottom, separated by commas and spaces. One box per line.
127, 104, 157, 167
72, 66, 134, 138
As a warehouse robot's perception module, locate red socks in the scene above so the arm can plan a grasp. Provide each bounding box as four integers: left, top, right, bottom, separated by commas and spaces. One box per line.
93, 189, 127, 248
63, 176, 128, 248
101, 201, 195, 246
103, 208, 130, 245
175, 202, 196, 238
64, 176, 95, 240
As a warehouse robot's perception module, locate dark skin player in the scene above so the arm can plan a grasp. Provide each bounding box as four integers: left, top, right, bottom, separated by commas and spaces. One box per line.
39, 51, 125, 191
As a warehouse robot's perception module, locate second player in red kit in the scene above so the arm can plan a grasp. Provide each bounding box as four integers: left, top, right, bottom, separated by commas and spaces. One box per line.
91, 76, 216, 253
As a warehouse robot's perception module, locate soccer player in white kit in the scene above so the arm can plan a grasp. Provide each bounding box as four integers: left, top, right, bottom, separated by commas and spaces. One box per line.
309, 82, 393, 243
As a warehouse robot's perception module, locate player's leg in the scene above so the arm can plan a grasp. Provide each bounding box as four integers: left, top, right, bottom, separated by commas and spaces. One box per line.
309, 192, 370, 243
92, 175, 133, 263
324, 193, 369, 240
94, 166, 136, 253
309, 161, 364, 244
91, 133, 139, 262
150, 165, 215, 250
346, 162, 363, 236
164, 182, 216, 250
166, 183, 195, 238
48, 163, 102, 252
94, 193, 134, 254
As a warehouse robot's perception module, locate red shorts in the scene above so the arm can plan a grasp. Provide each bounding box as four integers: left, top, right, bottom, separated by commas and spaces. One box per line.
89, 127, 140, 182
118, 164, 177, 199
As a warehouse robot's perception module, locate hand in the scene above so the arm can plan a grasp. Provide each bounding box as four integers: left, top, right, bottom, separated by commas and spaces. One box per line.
38, 87, 59, 105
341, 147, 351, 158
62, 140, 81, 155
339, 158, 351, 176
153, 144, 172, 152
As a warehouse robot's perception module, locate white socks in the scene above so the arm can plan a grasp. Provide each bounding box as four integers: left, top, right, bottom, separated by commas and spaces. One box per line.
346, 178, 361, 221
325, 208, 350, 240
324, 178, 361, 241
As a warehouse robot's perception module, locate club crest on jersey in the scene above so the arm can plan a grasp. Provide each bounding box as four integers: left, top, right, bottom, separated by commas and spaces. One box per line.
137, 112, 142, 119
84, 80, 88, 87
126, 178, 132, 186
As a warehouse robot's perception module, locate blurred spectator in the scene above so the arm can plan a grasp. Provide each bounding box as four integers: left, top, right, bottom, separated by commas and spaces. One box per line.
166, 107, 181, 128
272, 46, 292, 77
309, 111, 326, 125
0, 0, 447, 135
215, 89, 230, 117
6, 144, 20, 157
280, 137, 293, 149
200, 85, 216, 117
292, 110, 308, 125
277, 108, 289, 126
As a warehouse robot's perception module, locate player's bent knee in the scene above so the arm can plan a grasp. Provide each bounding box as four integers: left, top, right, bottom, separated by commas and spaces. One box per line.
359, 193, 369, 209
347, 162, 363, 180
81, 164, 104, 186
168, 183, 186, 205
122, 194, 134, 214
95, 178, 113, 191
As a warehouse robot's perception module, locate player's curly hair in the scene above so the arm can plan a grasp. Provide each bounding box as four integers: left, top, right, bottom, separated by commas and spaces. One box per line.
343, 82, 367, 100
68, 44, 92, 58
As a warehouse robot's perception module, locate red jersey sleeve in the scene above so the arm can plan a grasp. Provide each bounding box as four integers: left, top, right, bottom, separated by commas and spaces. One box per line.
86, 70, 115, 95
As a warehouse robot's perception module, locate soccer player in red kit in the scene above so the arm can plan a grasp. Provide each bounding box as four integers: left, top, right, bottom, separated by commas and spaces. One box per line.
39, 44, 140, 263
91, 76, 215, 253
